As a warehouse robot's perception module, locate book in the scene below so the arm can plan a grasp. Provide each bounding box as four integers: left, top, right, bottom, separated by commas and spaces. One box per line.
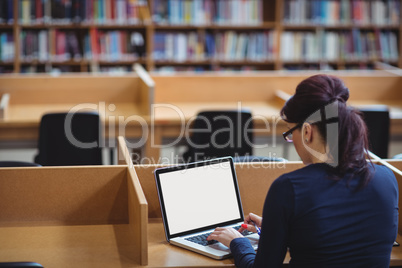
66, 31, 81, 60
90, 28, 99, 60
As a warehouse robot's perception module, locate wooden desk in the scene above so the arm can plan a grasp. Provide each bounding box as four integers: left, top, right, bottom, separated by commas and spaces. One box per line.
1, 153, 402, 267
149, 71, 402, 160
0, 66, 154, 157
134, 162, 301, 267
1, 71, 402, 162
146, 219, 402, 267
0, 164, 148, 267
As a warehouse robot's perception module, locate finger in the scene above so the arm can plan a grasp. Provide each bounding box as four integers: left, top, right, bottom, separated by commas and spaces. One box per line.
241, 223, 256, 233
207, 232, 220, 241
248, 213, 258, 223
207, 229, 223, 240
250, 213, 262, 225
238, 224, 248, 233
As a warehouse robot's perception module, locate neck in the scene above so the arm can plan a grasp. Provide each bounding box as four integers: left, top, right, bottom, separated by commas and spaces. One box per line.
305, 141, 330, 164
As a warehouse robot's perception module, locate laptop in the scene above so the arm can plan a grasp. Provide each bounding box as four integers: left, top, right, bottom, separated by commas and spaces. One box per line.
154, 156, 259, 259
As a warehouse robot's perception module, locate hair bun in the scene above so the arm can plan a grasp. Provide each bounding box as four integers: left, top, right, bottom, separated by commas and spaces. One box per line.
331, 78, 349, 103
332, 94, 348, 103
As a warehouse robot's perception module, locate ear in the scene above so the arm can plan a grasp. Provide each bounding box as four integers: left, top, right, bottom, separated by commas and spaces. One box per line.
302, 123, 313, 143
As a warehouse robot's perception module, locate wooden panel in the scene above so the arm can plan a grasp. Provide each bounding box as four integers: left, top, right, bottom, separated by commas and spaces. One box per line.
378, 159, 402, 235
152, 73, 402, 103
0, 75, 141, 104
0, 166, 128, 226
135, 164, 163, 218
0, 165, 146, 267
0, 93, 10, 120
152, 75, 291, 103
0, 224, 140, 268
127, 166, 149, 265
0, 74, 154, 142
134, 63, 155, 115
117, 136, 133, 165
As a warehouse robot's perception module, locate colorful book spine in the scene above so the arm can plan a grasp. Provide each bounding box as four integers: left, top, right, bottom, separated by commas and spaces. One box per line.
152, 30, 275, 62
0, 32, 14, 62
283, 0, 400, 26
280, 29, 399, 62
152, 0, 262, 25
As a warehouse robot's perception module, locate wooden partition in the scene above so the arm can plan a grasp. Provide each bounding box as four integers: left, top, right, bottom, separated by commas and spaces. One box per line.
134, 64, 155, 116
0, 93, 9, 120
118, 136, 134, 166
133, 160, 402, 267
0, 71, 154, 142
1, 71, 402, 162
152, 71, 402, 103
0, 164, 148, 267
151, 71, 402, 137
1, 157, 402, 267
133, 162, 301, 267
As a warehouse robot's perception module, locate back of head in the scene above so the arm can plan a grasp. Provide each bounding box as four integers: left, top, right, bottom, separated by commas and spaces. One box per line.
280, 74, 371, 187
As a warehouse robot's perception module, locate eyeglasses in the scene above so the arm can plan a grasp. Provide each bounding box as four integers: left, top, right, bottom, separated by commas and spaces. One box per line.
282, 123, 302, 142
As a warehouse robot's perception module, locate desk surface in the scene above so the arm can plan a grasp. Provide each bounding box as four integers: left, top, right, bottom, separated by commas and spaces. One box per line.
4, 103, 145, 122
1, 78, 402, 160
2, 100, 402, 132
1, 219, 402, 267
146, 218, 289, 267
0, 102, 148, 142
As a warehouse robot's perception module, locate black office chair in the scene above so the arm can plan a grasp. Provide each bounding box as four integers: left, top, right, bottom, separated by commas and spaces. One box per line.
359, 106, 390, 159
34, 112, 103, 166
0, 161, 41, 167
0, 262, 43, 268
182, 110, 254, 162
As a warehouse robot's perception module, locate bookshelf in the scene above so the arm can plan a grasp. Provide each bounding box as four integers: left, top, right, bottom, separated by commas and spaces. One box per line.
0, 0, 401, 73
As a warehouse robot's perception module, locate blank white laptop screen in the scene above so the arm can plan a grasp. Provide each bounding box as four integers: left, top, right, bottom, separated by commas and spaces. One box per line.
156, 159, 242, 237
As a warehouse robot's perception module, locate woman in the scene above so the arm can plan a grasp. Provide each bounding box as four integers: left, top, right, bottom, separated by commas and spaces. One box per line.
207, 74, 398, 267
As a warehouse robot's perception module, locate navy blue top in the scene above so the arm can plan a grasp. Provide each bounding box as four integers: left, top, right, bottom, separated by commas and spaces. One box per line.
230, 163, 398, 267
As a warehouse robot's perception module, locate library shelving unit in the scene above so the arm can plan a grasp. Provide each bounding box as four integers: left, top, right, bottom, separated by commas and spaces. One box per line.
0, 0, 150, 73
0, 0, 401, 73
279, 0, 402, 71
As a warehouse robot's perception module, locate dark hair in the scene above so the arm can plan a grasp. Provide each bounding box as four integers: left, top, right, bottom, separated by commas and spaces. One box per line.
280, 74, 372, 188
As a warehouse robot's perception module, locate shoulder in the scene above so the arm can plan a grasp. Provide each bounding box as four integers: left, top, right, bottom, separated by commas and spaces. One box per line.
274, 163, 329, 185
370, 164, 398, 188
372, 163, 396, 176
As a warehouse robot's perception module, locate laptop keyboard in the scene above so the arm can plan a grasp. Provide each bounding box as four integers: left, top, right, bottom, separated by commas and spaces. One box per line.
185, 225, 252, 246
186, 232, 218, 246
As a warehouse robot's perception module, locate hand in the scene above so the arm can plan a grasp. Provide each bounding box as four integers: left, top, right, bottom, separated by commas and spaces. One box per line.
206, 227, 244, 248
238, 213, 262, 234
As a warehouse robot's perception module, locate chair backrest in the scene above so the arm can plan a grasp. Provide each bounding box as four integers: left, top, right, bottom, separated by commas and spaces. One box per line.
183, 110, 253, 162
0, 161, 41, 167
34, 112, 103, 166
359, 106, 390, 159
